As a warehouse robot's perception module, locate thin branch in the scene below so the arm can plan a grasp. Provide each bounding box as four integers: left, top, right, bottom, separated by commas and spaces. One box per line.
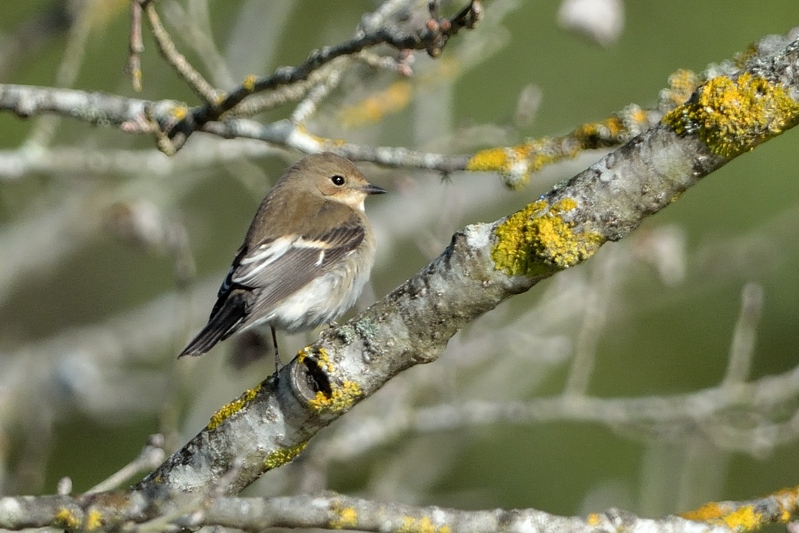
165, 0, 237, 90
328, 364, 799, 460
165, 0, 484, 151
87, 435, 166, 494
721, 283, 763, 389
0, 83, 652, 179
24, 0, 96, 149
0, 139, 280, 181
563, 251, 619, 395
226, 61, 346, 117
290, 65, 346, 125
127, 0, 144, 92
1, 487, 797, 532
140, 0, 220, 103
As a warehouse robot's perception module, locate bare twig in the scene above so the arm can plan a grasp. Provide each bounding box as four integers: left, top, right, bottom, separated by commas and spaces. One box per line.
563, 251, 620, 396
127, 0, 144, 92
87, 435, 166, 494
721, 283, 763, 390
166, 0, 484, 151
140, 0, 220, 103
24, 0, 96, 149
1, 487, 797, 531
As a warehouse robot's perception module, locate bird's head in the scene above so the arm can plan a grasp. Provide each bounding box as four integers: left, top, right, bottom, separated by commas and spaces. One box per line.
289, 153, 386, 212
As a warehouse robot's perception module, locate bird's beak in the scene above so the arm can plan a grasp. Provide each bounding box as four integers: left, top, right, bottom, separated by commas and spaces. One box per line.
362, 183, 387, 195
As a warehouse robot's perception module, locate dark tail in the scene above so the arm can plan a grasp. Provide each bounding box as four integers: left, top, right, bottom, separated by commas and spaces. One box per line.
178, 293, 247, 357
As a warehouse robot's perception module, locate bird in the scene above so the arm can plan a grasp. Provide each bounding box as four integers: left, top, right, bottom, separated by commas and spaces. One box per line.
179, 152, 385, 365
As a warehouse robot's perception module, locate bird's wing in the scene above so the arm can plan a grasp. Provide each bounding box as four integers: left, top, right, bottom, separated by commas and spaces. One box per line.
230, 219, 365, 318
178, 289, 247, 357
179, 213, 365, 357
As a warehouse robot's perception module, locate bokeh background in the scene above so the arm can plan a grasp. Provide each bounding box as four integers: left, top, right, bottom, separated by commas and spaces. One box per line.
1, 0, 798, 526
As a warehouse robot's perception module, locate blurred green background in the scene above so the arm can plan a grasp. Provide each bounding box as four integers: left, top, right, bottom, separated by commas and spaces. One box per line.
1, 0, 798, 526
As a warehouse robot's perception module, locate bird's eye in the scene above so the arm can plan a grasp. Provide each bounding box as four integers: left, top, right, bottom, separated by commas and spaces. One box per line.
330, 175, 345, 186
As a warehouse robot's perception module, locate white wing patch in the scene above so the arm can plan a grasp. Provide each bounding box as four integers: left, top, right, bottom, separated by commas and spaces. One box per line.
293, 237, 335, 249
233, 235, 332, 285
234, 238, 293, 284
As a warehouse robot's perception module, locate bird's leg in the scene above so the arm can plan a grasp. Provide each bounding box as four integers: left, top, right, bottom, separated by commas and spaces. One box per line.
271, 326, 281, 374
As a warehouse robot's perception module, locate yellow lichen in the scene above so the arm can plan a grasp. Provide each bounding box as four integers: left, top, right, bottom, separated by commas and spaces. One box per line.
84, 509, 103, 531
330, 505, 358, 530
772, 487, 799, 523
574, 117, 624, 143
243, 75, 257, 92
662, 72, 799, 158
308, 380, 362, 413
733, 44, 759, 69
263, 441, 308, 470
466, 146, 513, 172
297, 347, 333, 371
492, 198, 603, 277
586, 513, 601, 526
171, 105, 188, 120
207, 384, 262, 430
340, 81, 412, 128
663, 69, 701, 108
525, 139, 568, 173
426, 56, 460, 81
293, 125, 344, 150
131, 68, 142, 92
683, 488, 799, 529
467, 139, 578, 189
682, 501, 726, 521
721, 506, 762, 531
297, 346, 333, 368
398, 516, 450, 533
682, 502, 762, 531
629, 106, 649, 125
54, 508, 80, 530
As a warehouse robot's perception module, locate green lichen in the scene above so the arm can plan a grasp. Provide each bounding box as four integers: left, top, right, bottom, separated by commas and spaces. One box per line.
207, 384, 262, 430
263, 441, 308, 470
662, 72, 799, 158
492, 198, 604, 277
354, 318, 378, 344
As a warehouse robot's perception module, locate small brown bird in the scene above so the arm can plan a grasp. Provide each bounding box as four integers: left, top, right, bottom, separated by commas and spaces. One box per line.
179, 153, 385, 361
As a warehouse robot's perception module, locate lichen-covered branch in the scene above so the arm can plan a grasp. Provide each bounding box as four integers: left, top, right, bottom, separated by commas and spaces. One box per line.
2, 30, 795, 186
2, 486, 798, 532
134, 32, 799, 494
160, 0, 483, 152
0, 4, 797, 531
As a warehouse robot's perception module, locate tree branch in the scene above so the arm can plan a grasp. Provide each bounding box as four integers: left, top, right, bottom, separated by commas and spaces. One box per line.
132, 32, 799, 494
1, 486, 797, 532
158, 0, 483, 152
